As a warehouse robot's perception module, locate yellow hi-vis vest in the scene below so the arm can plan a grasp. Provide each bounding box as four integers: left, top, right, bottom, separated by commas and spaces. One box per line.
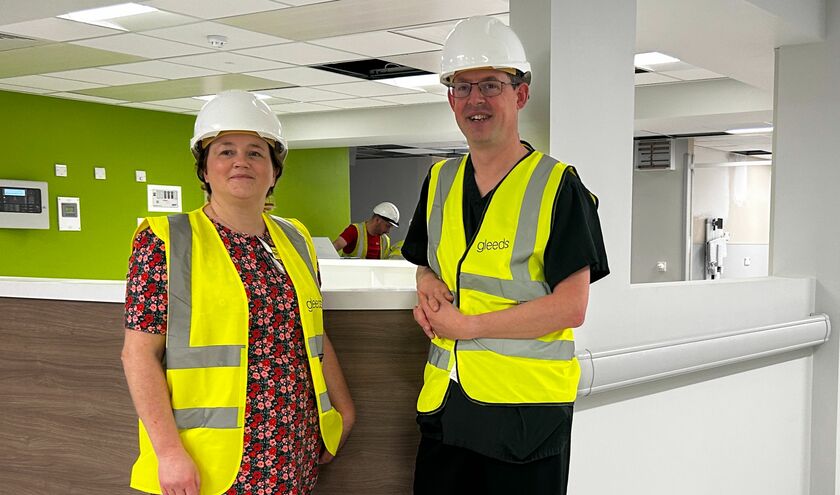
341, 221, 391, 259
129, 208, 343, 495
417, 152, 585, 413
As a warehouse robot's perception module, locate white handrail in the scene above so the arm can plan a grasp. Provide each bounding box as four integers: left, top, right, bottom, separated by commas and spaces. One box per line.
577, 314, 830, 396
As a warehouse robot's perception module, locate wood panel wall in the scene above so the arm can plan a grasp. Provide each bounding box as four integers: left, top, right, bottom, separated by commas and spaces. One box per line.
0, 297, 427, 494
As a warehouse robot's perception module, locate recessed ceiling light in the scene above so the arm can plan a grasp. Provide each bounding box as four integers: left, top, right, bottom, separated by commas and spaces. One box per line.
58, 3, 158, 31
378, 74, 443, 92
634, 52, 680, 68
726, 126, 774, 134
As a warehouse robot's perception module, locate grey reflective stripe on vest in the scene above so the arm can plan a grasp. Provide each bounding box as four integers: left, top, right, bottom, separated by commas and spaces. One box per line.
269, 216, 317, 281
459, 273, 550, 302
308, 335, 324, 360
166, 214, 243, 429
458, 338, 575, 361
173, 407, 239, 429
511, 155, 560, 280
427, 344, 451, 370
319, 391, 333, 412
427, 158, 461, 278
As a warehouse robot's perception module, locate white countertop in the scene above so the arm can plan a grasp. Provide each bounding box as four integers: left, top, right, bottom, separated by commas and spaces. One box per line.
0, 259, 418, 310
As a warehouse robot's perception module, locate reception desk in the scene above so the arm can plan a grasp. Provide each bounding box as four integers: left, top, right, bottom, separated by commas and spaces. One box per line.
0, 259, 425, 494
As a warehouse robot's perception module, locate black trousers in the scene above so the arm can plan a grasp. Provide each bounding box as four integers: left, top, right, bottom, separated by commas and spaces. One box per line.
413, 435, 571, 495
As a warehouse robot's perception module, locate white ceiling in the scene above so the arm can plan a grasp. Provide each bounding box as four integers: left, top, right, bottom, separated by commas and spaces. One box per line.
0, 0, 823, 152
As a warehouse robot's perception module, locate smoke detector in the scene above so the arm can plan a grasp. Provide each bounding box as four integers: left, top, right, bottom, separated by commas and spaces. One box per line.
207, 35, 228, 48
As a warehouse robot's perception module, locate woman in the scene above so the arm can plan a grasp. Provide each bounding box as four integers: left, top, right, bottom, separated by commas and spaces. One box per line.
122, 90, 354, 495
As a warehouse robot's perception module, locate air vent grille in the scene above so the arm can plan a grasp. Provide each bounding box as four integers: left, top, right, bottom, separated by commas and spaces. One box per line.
635, 138, 675, 170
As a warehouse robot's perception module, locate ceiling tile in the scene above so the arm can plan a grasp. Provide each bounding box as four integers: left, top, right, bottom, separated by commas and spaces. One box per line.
120, 102, 185, 113
318, 97, 396, 109
220, 0, 509, 41
0, 43, 144, 78
247, 66, 360, 86
269, 101, 335, 113
261, 86, 351, 101
45, 67, 163, 85
103, 60, 223, 79
375, 92, 446, 104
392, 21, 457, 45
0, 36, 48, 52
142, 21, 292, 50
74, 73, 292, 101
278, 0, 336, 5
310, 31, 440, 57
382, 51, 442, 73
144, 97, 208, 110
315, 80, 420, 97
0, 75, 102, 91
49, 92, 128, 104
146, 0, 290, 20
236, 42, 363, 65
660, 68, 726, 81
71, 33, 212, 58
166, 52, 292, 73
0, 83, 52, 94
634, 72, 680, 85
0, 18, 121, 42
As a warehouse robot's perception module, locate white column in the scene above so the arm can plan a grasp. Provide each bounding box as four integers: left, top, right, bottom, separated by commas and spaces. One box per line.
773, 0, 840, 491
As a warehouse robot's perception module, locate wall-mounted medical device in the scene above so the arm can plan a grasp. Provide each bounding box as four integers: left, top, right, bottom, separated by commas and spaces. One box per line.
0, 179, 49, 229
57, 197, 81, 231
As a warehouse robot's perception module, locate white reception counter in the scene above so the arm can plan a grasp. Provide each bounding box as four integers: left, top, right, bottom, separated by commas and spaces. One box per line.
0, 258, 419, 309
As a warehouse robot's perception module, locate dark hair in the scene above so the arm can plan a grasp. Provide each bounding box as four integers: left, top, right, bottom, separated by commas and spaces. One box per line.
195, 142, 284, 197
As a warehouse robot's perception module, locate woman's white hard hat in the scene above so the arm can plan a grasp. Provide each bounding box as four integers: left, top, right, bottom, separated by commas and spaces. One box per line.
190, 90, 288, 164
440, 16, 531, 86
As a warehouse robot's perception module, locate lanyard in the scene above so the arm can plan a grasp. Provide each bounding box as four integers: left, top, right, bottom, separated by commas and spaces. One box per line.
257, 237, 286, 275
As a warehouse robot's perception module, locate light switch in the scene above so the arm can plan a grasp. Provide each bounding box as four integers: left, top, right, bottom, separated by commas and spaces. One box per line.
94, 167, 106, 180
55, 164, 67, 177
135, 170, 147, 182
744, 257, 752, 266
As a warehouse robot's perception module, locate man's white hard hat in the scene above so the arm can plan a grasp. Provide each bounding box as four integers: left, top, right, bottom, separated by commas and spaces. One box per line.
440, 16, 531, 86
373, 201, 400, 227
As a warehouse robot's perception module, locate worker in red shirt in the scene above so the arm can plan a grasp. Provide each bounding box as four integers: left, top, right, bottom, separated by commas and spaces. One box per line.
332, 202, 400, 259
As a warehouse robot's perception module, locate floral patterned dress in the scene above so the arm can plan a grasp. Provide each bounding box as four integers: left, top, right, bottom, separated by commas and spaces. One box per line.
124, 219, 321, 494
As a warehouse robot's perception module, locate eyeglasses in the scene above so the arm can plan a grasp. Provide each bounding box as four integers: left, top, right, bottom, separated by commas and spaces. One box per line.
449, 80, 515, 98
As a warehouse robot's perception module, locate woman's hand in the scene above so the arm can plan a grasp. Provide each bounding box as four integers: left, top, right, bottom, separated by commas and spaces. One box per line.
158, 447, 201, 495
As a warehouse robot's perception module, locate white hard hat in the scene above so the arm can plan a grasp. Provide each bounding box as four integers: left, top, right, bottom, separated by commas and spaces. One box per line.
373, 201, 399, 227
440, 16, 531, 86
190, 90, 288, 164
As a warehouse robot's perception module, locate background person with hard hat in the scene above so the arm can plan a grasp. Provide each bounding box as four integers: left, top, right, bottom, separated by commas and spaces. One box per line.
121, 90, 354, 495
332, 201, 401, 259
401, 17, 609, 495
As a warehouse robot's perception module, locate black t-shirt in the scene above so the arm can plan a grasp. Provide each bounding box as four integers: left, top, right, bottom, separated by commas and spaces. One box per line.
402, 146, 609, 463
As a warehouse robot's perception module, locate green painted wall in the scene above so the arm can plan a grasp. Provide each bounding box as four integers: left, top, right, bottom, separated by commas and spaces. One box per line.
0, 91, 350, 281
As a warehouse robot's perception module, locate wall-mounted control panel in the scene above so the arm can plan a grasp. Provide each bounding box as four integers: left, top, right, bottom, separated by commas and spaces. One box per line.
57, 196, 81, 231
0, 179, 49, 229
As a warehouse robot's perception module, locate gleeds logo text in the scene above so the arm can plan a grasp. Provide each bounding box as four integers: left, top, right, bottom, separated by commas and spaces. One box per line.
475, 238, 510, 253
305, 299, 322, 312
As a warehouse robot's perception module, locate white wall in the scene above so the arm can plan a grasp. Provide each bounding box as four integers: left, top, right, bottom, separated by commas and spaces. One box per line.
773, 0, 840, 489
631, 139, 689, 283
539, 0, 816, 493
571, 353, 812, 494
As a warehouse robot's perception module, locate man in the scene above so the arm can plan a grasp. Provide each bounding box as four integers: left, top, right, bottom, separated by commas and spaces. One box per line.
401, 16, 609, 495
333, 201, 401, 259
